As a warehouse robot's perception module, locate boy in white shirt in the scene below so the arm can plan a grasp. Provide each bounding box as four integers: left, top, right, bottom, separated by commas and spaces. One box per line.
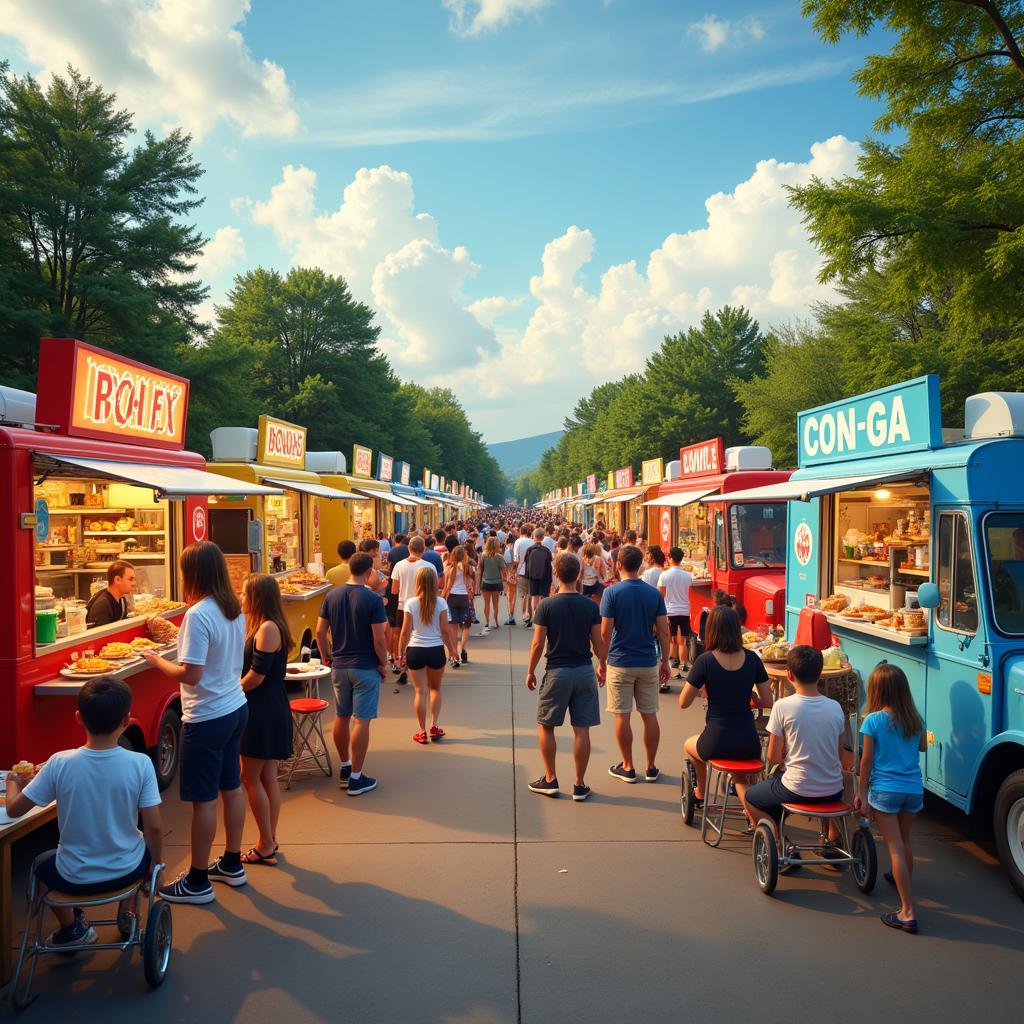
657, 547, 693, 681
4, 676, 163, 946
746, 646, 851, 852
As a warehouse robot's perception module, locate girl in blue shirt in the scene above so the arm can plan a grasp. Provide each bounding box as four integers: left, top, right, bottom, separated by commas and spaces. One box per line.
855, 663, 926, 934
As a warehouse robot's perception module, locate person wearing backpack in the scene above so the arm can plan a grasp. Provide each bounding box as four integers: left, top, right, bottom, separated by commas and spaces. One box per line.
524, 528, 553, 626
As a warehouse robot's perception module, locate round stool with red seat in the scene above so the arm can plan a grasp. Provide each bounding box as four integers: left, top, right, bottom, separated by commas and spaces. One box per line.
280, 697, 333, 789
688, 757, 764, 847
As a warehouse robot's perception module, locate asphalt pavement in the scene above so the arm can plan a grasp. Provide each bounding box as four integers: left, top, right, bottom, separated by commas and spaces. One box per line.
4, 605, 1023, 1022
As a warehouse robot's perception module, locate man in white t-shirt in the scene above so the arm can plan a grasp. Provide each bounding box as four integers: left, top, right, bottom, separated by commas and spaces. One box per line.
513, 524, 534, 625
657, 546, 693, 681
541, 527, 558, 555
391, 536, 438, 620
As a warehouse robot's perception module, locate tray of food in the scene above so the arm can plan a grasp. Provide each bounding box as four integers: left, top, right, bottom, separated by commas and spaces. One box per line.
285, 571, 328, 588
759, 641, 791, 663
146, 617, 179, 644
60, 657, 118, 678
97, 641, 138, 661
837, 605, 889, 621
129, 636, 164, 651
819, 594, 848, 612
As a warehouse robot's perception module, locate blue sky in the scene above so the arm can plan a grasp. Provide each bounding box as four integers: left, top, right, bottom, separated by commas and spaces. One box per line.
3, 1, 885, 441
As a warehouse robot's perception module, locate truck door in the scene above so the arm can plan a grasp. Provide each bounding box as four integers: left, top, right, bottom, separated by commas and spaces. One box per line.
925, 510, 990, 797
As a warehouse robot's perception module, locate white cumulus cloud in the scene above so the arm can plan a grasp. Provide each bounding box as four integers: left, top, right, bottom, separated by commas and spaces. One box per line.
195, 226, 247, 279
240, 137, 860, 437
0, 0, 299, 139
444, 0, 549, 37
688, 14, 765, 54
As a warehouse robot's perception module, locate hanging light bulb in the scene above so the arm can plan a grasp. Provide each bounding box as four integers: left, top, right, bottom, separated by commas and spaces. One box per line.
874, 489, 891, 501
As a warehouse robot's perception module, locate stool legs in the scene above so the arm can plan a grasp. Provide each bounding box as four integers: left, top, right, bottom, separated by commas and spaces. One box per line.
281, 709, 333, 790
11, 875, 44, 1010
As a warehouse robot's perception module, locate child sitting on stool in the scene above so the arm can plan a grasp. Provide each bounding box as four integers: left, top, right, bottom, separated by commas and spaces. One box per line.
745, 646, 851, 857
4, 676, 164, 946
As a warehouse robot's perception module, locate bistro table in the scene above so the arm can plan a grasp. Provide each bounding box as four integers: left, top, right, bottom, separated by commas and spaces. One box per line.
0, 783, 57, 988
280, 663, 334, 787
283, 661, 332, 700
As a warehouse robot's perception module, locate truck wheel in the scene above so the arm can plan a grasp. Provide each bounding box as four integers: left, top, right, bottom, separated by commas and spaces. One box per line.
151, 707, 181, 791
994, 769, 1024, 900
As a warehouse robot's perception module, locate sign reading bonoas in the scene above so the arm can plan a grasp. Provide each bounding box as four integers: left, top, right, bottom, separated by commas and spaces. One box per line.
258, 415, 306, 468
797, 376, 942, 468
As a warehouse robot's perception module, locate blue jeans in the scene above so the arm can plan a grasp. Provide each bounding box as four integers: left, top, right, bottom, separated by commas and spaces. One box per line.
332, 666, 381, 719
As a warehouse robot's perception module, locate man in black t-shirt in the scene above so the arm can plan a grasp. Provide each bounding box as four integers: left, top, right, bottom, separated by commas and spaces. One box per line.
525, 554, 605, 801
85, 560, 136, 628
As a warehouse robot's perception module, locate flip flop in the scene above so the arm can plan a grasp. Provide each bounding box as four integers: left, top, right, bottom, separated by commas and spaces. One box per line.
880, 911, 917, 934
241, 846, 278, 866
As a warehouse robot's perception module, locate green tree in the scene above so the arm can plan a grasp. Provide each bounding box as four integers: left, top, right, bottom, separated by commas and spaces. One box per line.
0, 64, 206, 385
793, 2, 1024, 330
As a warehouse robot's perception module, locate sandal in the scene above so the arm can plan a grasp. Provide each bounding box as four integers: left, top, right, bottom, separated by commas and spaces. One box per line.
413, 731, 429, 745
241, 846, 278, 866
429, 726, 445, 740
880, 911, 918, 934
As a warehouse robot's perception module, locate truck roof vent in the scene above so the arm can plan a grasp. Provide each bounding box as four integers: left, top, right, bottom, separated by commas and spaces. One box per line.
210, 427, 258, 462
0, 386, 37, 428
664, 459, 681, 481
305, 450, 347, 474
725, 446, 772, 472
964, 392, 1024, 440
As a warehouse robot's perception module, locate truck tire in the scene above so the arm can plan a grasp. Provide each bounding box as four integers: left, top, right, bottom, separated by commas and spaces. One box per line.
993, 769, 1024, 900
151, 706, 182, 791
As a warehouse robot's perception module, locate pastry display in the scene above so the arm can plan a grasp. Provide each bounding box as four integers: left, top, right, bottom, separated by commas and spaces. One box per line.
287, 571, 328, 587
146, 617, 179, 644
819, 594, 848, 612
760, 641, 791, 662
129, 636, 160, 650
69, 657, 116, 674
279, 582, 304, 595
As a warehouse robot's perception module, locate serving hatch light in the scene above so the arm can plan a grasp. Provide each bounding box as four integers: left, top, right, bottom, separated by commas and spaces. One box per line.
874, 489, 892, 501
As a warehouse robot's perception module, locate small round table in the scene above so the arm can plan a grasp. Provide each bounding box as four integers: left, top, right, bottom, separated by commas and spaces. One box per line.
762, 662, 860, 715
284, 662, 331, 700
279, 663, 334, 788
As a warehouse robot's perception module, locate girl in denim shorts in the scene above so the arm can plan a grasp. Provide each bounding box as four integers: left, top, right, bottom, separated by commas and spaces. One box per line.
854, 664, 926, 934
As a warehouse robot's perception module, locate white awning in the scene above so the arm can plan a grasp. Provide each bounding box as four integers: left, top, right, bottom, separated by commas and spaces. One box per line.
262, 477, 360, 500
643, 486, 719, 508
702, 470, 927, 505
398, 494, 434, 507
601, 490, 645, 504
353, 487, 418, 507
39, 454, 283, 498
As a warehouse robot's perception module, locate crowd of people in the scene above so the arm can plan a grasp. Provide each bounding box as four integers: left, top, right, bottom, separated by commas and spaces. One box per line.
3, 508, 927, 942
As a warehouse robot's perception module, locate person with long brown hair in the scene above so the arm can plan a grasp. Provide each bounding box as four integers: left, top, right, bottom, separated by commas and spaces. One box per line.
855, 663, 926, 934
238, 574, 293, 866
478, 535, 505, 631
141, 541, 248, 904
442, 543, 473, 666
398, 569, 458, 743
679, 605, 773, 813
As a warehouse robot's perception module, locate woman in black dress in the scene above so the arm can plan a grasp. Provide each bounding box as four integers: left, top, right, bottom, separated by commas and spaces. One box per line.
239, 573, 293, 866
679, 606, 773, 813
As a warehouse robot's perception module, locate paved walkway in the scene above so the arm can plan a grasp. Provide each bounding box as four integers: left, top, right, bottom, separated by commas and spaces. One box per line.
5, 614, 1024, 1022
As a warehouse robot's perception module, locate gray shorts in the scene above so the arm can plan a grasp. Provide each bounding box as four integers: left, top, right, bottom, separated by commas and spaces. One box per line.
537, 665, 600, 728
332, 666, 381, 719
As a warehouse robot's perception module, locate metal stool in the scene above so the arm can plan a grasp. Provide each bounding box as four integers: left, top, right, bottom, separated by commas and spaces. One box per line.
701, 758, 764, 848
281, 697, 332, 790
10, 861, 171, 1009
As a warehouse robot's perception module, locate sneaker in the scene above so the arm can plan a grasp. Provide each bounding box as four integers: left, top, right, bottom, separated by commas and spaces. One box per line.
524, 618, 532, 628
506, 616, 515, 626
429, 725, 445, 740
47, 918, 98, 949
208, 857, 247, 887
339, 764, 352, 789
528, 775, 559, 797
659, 682, 671, 693
608, 763, 638, 784
644, 766, 661, 783
572, 783, 591, 802
117, 909, 138, 941
450, 658, 461, 669
159, 871, 215, 904
478, 627, 490, 636
348, 774, 378, 796
670, 657, 680, 668
461, 649, 468, 663
397, 671, 408, 686
391, 663, 402, 675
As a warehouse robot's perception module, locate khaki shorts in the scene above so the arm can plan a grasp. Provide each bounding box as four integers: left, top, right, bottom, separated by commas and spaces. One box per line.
606, 664, 660, 715
516, 575, 530, 597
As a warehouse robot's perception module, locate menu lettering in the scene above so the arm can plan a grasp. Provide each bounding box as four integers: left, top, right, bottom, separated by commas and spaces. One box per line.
79, 355, 184, 443
679, 438, 723, 478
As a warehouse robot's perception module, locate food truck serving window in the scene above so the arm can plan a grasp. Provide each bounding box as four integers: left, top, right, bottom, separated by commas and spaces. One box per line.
264, 491, 301, 573
936, 512, 978, 634
729, 503, 785, 568
33, 470, 178, 645
986, 512, 1024, 634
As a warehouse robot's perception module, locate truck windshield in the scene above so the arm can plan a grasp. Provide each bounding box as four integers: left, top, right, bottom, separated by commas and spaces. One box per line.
729, 503, 786, 569
986, 513, 1024, 634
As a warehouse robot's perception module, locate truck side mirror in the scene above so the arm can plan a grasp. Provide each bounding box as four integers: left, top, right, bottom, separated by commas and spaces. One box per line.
917, 583, 940, 610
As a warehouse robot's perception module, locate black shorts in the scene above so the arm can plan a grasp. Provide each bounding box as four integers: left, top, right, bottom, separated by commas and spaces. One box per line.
581, 582, 603, 597
407, 645, 447, 671
33, 847, 152, 895
528, 578, 549, 597
668, 615, 690, 638
385, 590, 400, 627
180, 703, 248, 803
481, 582, 503, 592
745, 775, 845, 823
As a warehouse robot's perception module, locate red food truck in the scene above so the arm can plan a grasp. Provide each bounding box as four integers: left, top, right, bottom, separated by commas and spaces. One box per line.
645, 438, 792, 634
0, 338, 280, 788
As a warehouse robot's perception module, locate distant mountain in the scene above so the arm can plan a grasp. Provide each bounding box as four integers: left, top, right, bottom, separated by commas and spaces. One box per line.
488, 430, 564, 477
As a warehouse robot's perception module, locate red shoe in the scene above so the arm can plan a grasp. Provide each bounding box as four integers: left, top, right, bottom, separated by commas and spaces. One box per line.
413, 731, 429, 745
429, 726, 445, 741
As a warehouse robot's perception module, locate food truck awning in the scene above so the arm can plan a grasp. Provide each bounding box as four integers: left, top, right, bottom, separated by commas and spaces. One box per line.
578, 495, 605, 506
398, 494, 434, 507
353, 487, 418, 507
262, 477, 360, 500
643, 486, 718, 508
37, 454, 284, 498
702, 469, 928, 504
600, 490, 645, 504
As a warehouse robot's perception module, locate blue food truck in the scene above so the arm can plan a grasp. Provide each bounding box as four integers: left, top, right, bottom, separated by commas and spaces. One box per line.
721, 376, 1024, 896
